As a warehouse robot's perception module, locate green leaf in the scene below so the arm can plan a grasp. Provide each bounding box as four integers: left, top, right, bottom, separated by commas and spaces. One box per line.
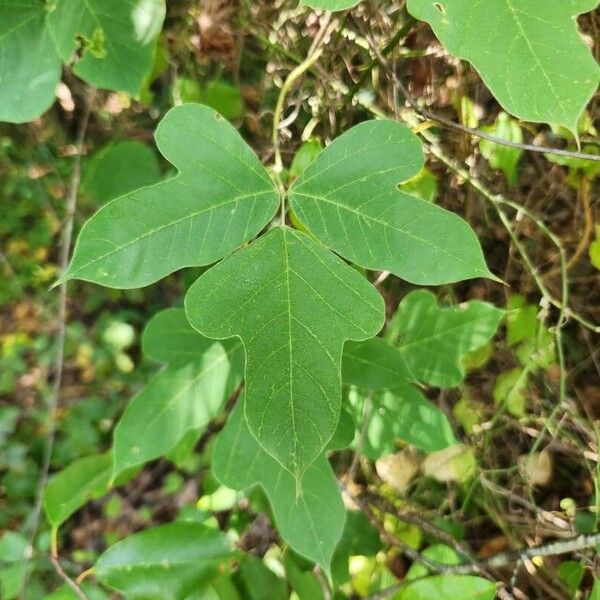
0, 533, 28, 563
62, 104, 280, 288
343, 337, 412, 391
289, 119, 493, 284
300, 0, 361, 10
82, 140, 162, 203
0, 1, 61, 123
398, 574, 496, 599
212, 398, 346, 573
480, 112, 523, 187
236, 556, 287, 600
348, 386, 456, 457
407, 0, 600, 132
44, 453, 112, 529
290, 139, 323, 181
186, 226, 383, 478
399, 167, 438, 203
47, 0, 165, 96
506, 295, 538, 346
389, 290, 504, 387
113, 308, 243, 477
558, 560, 584, 595
95, 522, 232, 600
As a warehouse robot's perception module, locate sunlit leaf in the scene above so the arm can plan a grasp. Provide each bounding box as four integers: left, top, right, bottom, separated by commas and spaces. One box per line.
289, 120, 493, 284
62, 104, 280, 288
407, 0, 600, 132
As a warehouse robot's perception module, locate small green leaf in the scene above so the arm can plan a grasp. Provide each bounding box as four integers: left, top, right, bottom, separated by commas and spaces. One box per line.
113, 309, 243, 477
44, 453, 112, 529
186, 226, 383, 478
290, 139, 323, 181
212, 399, 346, 573
348, 386, 456, 457
62, 104, 280, 288
0, 1, 61, 123
390, 290, 504, 387
47, 0, 165, 96
399, 167, 438, 203
407, 0, 600, 132
493, 367, 528, 418
480, 112, 523, 187
343, 337, 412, 391
289, 120, 493, 284
237, 555, 287, 600
590, 225, 600, 270
506, 295, 538, 346
82, 141, 162, 203
95, 522, 232, 600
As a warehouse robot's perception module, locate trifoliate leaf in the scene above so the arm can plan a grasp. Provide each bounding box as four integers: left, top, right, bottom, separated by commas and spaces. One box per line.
0, 1, 61, 123
212, 399, 345, 574
47, 0, 165, 96
289, 120, 493, 284
389, 290, 504, 387
82, 141, 162, 203
62, 104, 280, 288
95, 522, 232, 600
186, 226, 384, 478
407, 0, 600, 132
112, 309, 243, 477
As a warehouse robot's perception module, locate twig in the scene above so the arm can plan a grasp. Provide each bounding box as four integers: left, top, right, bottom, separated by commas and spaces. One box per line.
49, 555, 89, 600
20, 93, 92, 597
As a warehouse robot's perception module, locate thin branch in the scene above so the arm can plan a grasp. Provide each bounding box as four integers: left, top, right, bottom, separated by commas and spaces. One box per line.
50, 555, 89, 600
20, 93, 92, 597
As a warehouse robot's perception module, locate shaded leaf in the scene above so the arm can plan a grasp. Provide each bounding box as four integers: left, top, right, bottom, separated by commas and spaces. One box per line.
113, 308, 243, 477
82, 140, 162, 203
62, 104, 280, 288
480, 112, 523, 186
289, 119, 493, 284
44, 453, 112, 529
390, 290, 504, 387
186, 226, 383, 478
212, 398, 346, 573
407, 0, 600, 132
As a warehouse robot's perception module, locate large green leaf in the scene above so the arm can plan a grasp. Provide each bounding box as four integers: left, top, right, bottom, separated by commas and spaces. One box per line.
95, 522, 232, 600
44, 453, 112, 529
47, 0, 165, 96
61, 104, 280, 288
407, 0, 600, 132
212, 399, 345, 573
113, 309, 243, 477
389, 290, 504, 387
0, 0, 165, 123
289, 120, 492, 285
0, 1, 61, 123
186, 226, 384, 478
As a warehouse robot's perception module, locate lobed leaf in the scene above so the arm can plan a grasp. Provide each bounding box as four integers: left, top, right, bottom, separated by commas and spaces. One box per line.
289, 120, 493, 284
112, 308, 243, 477
61, 104, 280, 288
212, 399, 346, 573
186, 226, 384, 478
407, 0, 600, 132
95, 522, 232, 600
389, 290, 504, 387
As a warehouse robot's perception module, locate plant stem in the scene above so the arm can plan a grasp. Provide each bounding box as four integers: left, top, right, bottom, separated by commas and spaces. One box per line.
272, 46, 324, 222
